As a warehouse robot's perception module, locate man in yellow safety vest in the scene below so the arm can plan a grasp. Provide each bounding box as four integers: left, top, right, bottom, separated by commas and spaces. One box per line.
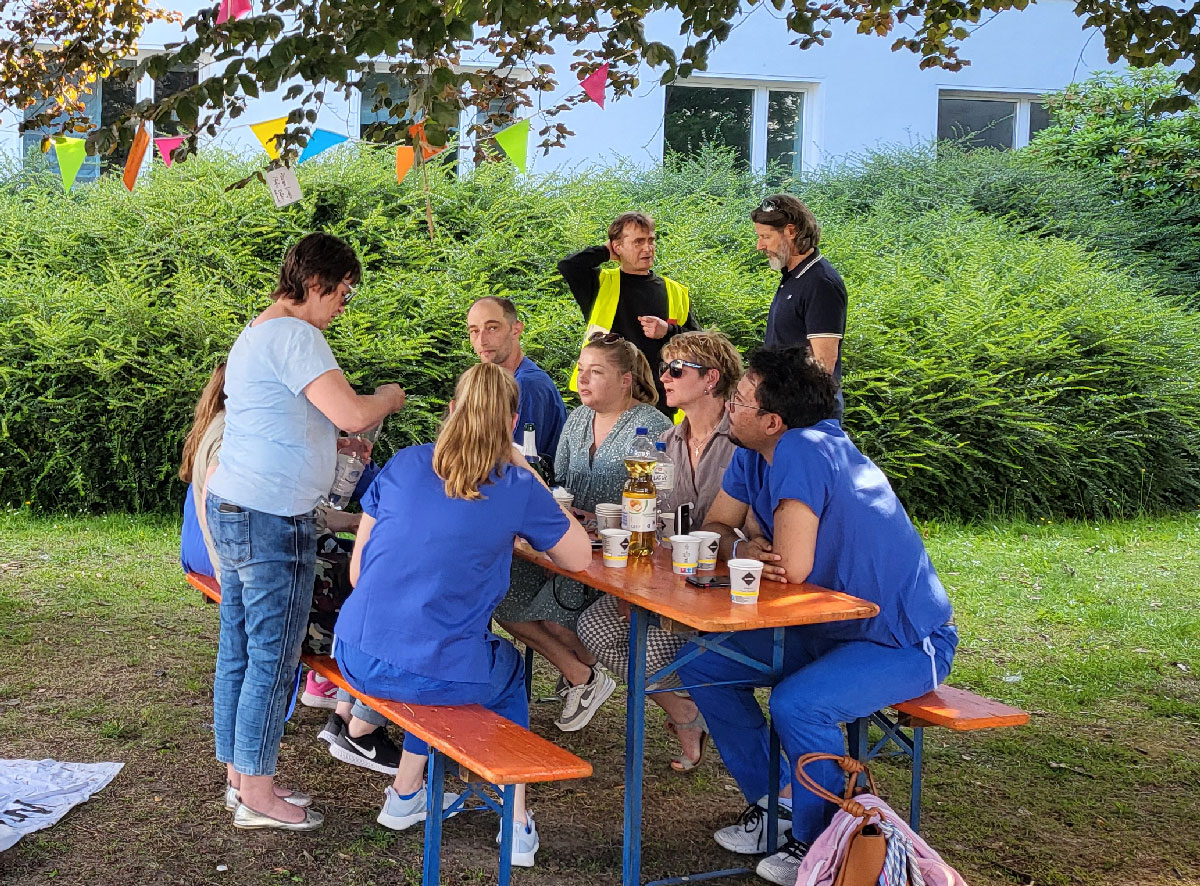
558, 211, 698, 415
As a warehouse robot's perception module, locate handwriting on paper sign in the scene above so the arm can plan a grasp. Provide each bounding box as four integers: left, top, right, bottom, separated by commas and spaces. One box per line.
265, 166, 302, 207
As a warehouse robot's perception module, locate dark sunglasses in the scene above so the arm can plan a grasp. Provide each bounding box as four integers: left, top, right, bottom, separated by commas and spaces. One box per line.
659, 358, 707, 378
588, 331, 624, 345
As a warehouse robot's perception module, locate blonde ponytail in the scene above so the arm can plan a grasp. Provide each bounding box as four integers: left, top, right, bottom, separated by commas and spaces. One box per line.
432, 362, 520, 500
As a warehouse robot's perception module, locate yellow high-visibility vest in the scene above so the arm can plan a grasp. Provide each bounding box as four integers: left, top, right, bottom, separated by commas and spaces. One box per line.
568, 268, 690, 392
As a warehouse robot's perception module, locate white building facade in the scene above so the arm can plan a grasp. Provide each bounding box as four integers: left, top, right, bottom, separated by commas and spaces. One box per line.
3, 0, 1123, 182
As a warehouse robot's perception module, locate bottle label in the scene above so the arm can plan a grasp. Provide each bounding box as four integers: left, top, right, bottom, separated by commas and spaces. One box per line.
651, 463, 675, 490
622, 494, 657, 532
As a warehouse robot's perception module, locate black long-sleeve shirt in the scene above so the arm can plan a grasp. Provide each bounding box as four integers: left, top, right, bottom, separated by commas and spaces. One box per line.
558, 245, 699, 414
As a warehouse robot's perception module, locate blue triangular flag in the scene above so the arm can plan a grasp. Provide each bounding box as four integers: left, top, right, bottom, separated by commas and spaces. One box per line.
297, 129, 349, 163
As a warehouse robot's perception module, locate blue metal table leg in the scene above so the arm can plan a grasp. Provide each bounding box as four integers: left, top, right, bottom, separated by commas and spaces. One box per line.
765, 626, 785, 855
909, 727, 924, 833
848, 717, 869, 791
498, 783, 516, 886
622, 605, 650, 886
422, 749, 446, 886
523, 644, 535, 702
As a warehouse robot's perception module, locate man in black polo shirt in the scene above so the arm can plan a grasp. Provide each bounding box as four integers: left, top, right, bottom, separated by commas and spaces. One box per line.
750, 195, 848, 420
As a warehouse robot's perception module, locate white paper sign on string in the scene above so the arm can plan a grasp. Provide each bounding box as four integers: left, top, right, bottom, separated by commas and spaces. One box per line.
264, 165, 302, 207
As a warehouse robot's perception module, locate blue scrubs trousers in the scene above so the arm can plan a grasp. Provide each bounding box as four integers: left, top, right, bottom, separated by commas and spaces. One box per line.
676, 623, 957, 844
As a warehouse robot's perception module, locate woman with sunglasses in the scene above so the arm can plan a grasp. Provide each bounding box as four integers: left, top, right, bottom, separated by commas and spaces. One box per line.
205, 233, 407, 831
576, 329, 743, 771
495, 332, 671, 733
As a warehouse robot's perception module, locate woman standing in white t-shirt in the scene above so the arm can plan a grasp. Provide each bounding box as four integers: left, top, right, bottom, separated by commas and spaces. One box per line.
205, 233, 406, 831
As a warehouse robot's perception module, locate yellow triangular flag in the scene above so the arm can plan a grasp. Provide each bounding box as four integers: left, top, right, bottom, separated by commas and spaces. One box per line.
53, 136, 88, 192
493, 118, 530, 173
250, 117, 288, 160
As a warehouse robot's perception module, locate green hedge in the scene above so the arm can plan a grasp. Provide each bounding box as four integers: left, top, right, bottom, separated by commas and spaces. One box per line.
2, 147, 1199, 519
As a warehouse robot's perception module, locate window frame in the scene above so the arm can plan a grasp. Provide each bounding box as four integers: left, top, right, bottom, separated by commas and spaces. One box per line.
662, 75, 818, 175
937, 88, 1053, 149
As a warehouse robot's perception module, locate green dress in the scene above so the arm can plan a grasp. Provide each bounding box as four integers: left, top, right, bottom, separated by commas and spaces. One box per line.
493, 402, 672, 628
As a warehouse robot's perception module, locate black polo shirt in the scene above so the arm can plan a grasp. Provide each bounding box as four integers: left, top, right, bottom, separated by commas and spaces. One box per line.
764, 249, 847, 384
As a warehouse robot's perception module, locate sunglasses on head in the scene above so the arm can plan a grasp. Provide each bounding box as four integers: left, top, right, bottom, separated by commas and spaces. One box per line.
758, 199, 779, 213
588, 331, 625, 345
659, 358, 707, 378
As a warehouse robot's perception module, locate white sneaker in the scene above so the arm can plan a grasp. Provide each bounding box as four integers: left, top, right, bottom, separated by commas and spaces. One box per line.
497, 812, 539, 867
555, 668, 616, 732
376, 785, 462, 831
714, 798, 793, 855
755, 836, 811, 885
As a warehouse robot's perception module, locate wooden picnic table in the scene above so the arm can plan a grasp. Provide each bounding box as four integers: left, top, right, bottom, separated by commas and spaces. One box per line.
515, 532, 878, 886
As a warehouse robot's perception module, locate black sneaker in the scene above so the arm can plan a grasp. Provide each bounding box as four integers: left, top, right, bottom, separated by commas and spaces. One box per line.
329, 725, 401, 775
754, 836, 811, 885
317, 711, 346, 745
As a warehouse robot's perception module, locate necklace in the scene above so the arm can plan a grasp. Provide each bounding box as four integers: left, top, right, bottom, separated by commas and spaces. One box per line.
688, 424, 718, 457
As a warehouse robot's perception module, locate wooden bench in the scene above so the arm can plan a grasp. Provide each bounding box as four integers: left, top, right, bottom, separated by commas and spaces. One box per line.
849, 685, 1029, 832
186, 572, 592, 886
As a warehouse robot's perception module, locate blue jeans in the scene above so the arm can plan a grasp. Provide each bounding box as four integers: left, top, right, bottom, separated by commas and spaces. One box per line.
206, 492, 317, 776
677, 623, 957, 844
334, 633, 528, 755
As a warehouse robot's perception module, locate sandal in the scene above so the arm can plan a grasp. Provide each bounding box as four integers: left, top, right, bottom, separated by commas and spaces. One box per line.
666, 712, 709, 772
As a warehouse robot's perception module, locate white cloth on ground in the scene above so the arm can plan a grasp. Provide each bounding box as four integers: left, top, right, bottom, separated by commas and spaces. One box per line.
0, 759, 123, 851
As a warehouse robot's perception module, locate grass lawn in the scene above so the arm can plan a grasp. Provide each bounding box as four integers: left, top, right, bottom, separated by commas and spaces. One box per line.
1, 511, 1198, 886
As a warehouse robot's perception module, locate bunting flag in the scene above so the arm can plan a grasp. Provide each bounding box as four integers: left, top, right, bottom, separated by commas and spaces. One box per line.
297, 129, 348, 163
395, 145, 415, 183
408, 121, 445, 160
494, 118, 531, 173
122, 122, 149, 191
250, 117, 288, 160
155, 136, 186, 167
581, 64, 609, 108
215, 0, 252, 25
52, 137, 87, 192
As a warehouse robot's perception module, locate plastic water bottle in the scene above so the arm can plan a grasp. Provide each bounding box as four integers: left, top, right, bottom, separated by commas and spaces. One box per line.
652, 440, 675, 503
622, 427, 658, 557
326, 424, 380, 510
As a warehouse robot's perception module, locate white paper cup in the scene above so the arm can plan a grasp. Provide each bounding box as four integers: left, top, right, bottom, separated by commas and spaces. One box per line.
690, 530, 721, 571
728, 558, 764, 602
595, 503, 623, 531
551, 487, 574, 507
600, 528, 632, 568
670, 534, 701, 575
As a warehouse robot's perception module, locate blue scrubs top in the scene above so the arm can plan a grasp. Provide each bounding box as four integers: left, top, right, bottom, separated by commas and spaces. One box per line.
514, 357, 567, 461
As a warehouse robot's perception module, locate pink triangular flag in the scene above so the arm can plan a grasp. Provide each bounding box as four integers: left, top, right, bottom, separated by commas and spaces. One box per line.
155, 136, 186, 167
215, 0, 251, 24
581, 64, 608, 108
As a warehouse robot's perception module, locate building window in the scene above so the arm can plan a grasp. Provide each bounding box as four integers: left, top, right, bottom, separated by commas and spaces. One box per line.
937, 91, 1052, 150
22, 62, 197, 181
358, 72, 413, 140
664, 81, 808, 175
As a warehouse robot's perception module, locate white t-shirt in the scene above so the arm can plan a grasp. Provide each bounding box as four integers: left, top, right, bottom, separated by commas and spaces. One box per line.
208, 317, 340, 516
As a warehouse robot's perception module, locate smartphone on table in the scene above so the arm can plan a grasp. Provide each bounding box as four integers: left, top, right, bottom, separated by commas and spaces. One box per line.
685, 575, 730, 589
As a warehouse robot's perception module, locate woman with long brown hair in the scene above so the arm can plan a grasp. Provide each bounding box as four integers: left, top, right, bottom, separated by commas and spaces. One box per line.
333, 361, 591, 867
180, 362, 228, 576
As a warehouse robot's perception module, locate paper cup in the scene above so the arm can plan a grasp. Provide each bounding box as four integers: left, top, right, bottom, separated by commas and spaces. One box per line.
595, 503, 623, 531
600, 528, 632, 568
728, 558, 763, 603
551, 487, 574, 507
670, 534, 701, 575
690, 530, 721, 571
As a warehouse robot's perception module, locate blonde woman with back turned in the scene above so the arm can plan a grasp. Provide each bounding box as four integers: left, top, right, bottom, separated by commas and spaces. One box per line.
333, 362, 591, 867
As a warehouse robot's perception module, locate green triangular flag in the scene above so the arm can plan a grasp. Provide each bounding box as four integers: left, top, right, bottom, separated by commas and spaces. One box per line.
494, 118, 530, 173
53, 136, 88, 192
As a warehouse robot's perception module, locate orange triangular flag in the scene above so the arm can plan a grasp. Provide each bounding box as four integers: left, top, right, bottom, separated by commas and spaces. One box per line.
123, 122, 149, 192
408, 122, 445, 160
395, 145, 414, 183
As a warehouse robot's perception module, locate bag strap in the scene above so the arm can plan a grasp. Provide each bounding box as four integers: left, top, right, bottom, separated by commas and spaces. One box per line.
794, 753, 881, 821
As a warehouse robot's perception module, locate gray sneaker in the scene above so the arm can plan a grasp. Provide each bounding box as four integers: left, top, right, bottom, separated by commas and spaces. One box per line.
555, 668, 616, 732
714, 799, 793, 855
754, 836, 810, 885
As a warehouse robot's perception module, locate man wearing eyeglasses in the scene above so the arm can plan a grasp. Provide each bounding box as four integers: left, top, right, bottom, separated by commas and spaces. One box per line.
750, 195, 848, 420
558, 211, 698, 414
466, 296, 567, 461
676, 345, 957, 885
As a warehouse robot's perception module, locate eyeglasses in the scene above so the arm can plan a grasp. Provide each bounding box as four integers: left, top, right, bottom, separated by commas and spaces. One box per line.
726, 396, 764, 414
588, 331, 624, 345
342, 285, 357, 306
659, 359, 707, 378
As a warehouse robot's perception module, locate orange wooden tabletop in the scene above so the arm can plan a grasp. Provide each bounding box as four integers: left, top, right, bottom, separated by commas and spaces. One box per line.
515, 540, 878, 632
